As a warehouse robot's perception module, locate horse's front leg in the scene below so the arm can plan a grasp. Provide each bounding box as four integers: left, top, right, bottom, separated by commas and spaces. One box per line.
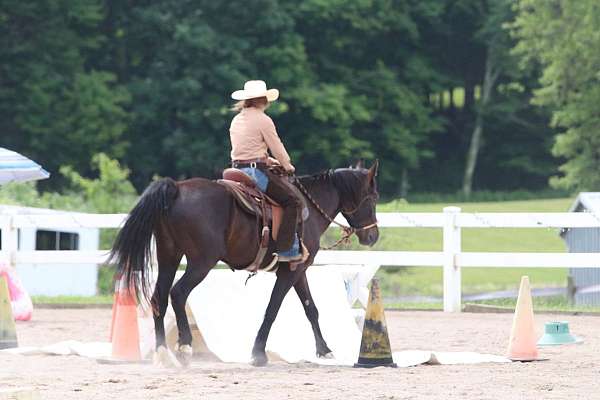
293, 270, 333, 358
251, 264, 301, 366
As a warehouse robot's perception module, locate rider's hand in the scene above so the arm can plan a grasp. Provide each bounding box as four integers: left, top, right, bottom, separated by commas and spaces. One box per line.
285, 164, 296, 174
267, 157, 281, 166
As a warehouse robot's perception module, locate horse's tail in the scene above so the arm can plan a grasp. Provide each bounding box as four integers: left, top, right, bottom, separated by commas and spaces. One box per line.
108, 177, 179, 303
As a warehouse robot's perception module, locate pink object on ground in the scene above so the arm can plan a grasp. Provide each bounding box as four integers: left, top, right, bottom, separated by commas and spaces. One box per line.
0, 263, 33, 321
507, 276, 539, 361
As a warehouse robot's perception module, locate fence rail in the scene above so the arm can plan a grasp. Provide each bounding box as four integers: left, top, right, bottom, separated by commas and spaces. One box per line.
2, 207, 600, 312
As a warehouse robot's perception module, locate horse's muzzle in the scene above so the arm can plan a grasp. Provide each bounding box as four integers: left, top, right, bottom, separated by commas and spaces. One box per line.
357, 226, 379, 246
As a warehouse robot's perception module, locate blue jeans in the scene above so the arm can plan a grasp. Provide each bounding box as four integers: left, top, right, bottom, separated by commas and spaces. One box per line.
239, 167, 269, 192
239, 167, 300, 256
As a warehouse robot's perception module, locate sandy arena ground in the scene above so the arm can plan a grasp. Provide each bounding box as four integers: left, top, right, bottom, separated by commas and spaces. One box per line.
1, 308, 599, 399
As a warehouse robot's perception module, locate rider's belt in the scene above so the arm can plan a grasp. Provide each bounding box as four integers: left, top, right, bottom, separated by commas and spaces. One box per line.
232, 158, 268, 169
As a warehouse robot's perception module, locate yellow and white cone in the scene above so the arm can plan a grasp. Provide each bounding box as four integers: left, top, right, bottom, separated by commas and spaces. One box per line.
0, 275, 18, 350
354, 278, 396, 368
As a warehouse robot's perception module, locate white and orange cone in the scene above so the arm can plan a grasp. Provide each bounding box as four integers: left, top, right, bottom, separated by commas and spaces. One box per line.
110, 277, 141, 361
507, 276, 540, 361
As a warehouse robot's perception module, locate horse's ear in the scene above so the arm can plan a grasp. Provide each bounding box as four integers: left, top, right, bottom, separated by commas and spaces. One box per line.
367, 159, 379, 182
355, 159, 364, 169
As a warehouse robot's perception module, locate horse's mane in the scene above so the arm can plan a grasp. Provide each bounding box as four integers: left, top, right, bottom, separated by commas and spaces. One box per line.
297, 170, 334, 184
298, 168, 366, 203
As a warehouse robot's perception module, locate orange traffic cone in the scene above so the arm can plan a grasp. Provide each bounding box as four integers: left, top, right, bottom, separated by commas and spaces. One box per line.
110, 279, 141, 361
507, 276, 540, 361
0, 275, 18, 349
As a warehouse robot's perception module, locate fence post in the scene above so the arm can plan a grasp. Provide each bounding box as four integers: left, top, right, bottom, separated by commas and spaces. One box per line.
1, 213, 19, 269
443, 206, 461, 312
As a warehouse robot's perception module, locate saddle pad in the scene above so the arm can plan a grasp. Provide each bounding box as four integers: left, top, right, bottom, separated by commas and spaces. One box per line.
218, 179, 263, 215
217, 179, 283, 242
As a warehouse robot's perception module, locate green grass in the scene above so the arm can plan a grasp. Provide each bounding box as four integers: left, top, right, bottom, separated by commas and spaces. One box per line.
379, 197, 573, 213
377, 267, 567, 298
328, 197, 571, 253
384, 298, 600, 313
336, 197, 581, 310
469, 297, 600, 313
97, 265, 117, 294
401, 189, 570, 203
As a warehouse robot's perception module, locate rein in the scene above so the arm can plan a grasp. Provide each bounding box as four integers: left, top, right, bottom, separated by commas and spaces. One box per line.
293, 177, 378, 250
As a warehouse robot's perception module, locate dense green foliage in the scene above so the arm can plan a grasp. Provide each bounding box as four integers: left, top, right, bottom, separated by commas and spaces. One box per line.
0, 153, 137, 212
1, 0, 595, 196
512, 0, 600, 192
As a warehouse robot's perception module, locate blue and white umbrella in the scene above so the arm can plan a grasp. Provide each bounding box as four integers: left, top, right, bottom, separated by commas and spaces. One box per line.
0, 147, 50, 185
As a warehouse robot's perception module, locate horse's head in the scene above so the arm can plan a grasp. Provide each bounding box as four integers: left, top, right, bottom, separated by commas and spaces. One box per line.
334, 160, 380, 246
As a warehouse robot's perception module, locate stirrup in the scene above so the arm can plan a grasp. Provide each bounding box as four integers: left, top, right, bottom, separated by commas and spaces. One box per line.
277, 252, 303, 262
289, 242, 309, 271
276, 238, 302, 262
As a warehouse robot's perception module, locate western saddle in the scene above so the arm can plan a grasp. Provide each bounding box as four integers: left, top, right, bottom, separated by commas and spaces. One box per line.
218, 168, 283, 272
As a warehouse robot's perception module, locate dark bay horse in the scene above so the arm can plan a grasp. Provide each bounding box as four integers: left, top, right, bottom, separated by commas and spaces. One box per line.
109, 161, 379, 366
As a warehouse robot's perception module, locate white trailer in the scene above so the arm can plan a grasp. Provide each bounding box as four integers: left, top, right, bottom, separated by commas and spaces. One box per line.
0, 204, 100, 296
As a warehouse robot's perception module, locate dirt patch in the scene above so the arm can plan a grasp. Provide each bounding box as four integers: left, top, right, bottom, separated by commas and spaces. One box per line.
2, 309, 598, 399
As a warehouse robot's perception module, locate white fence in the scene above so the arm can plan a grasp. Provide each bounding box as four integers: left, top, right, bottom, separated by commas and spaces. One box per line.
2, 207, 600, 312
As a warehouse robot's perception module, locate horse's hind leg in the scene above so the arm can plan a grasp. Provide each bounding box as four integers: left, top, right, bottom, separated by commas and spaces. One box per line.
293, 271, 333, 358
169, 253, 216, 367
151, 222, 183, 367
151, 248, 182, 367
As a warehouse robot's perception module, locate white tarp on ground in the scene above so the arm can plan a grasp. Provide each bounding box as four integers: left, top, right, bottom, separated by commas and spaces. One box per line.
181, 267, 509, 366
2, 266, 510, 366
185, 267, 365, 364
3, 342, 509, 367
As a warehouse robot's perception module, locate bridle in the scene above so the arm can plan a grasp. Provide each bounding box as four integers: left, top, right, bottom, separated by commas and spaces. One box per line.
293, 177, 378, 250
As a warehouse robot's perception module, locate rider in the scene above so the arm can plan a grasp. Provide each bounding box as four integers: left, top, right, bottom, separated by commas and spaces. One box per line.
229, 80, 306, 263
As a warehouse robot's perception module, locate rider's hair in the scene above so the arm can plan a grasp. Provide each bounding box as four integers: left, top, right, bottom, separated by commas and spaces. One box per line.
231, 96, 269, 112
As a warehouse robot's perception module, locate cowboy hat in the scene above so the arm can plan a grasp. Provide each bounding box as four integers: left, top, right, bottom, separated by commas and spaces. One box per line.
231, 80, 279, 102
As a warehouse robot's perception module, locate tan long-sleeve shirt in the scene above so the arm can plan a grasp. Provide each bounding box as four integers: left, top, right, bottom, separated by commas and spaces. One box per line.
229, 107, 293, 170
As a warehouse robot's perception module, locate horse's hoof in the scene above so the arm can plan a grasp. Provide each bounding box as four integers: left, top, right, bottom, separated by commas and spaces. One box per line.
250, 353, 268, 367
318, 352, 335, 360
153, 345, 182, 368
176, 344, 193, 368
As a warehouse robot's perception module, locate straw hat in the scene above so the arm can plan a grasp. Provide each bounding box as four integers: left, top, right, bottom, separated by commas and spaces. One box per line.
231, 80, 279, 102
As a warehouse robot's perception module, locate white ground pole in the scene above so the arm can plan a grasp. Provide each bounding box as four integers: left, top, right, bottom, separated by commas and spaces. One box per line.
443, 206, 461, 312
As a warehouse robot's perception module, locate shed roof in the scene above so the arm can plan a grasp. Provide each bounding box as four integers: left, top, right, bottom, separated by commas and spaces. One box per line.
568, 192, 600, 213
560, 192, 600, 240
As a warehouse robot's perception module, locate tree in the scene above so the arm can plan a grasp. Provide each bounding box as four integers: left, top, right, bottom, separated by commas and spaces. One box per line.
0, 0, 130, 185
288, 0, 444, 195
0, 0, 559, 198
100, 0, 444, 196
513, 0, 600, 192
413, 0, 556, 197
0, 153, 137, 213
60, 153, 137, 213
98, 0, 314, 186
462, 0, 512, 198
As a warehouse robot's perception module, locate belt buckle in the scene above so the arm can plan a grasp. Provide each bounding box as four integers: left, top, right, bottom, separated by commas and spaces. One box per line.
250, 162, 257, 169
